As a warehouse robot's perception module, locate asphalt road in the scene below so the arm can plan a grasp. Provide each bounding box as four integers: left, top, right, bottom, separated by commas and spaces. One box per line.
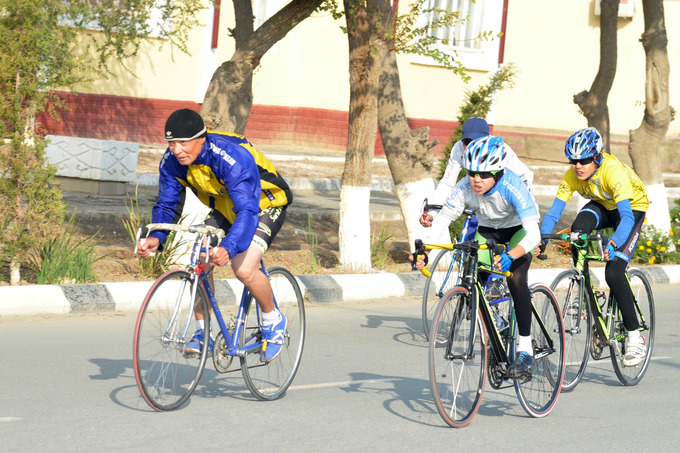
1, 286, 678, 452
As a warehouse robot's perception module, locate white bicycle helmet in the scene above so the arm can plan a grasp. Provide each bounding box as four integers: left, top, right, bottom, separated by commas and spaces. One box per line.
464, 136, 508, 173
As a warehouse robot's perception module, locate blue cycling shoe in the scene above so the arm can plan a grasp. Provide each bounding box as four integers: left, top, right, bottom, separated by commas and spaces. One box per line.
260, 313, 288, 363
183, 328, 214, 355
507, 351, 534, 380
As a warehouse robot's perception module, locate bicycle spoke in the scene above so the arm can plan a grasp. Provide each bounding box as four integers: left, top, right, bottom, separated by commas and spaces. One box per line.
133, 270, 209, 411
240, 267, 306, 400
550, 270, 590, 392
610, 269, 655, 386
514, 284, 565, 417
429, 288, 486, 428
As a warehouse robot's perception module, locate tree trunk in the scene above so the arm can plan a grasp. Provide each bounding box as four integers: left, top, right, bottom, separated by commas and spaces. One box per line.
377, 50, 438, 248
9, 258, 20, 286
573, 0, 619, 152
339, 0, 386, 271
201, 0, 323, 133
629, 0, 673, 233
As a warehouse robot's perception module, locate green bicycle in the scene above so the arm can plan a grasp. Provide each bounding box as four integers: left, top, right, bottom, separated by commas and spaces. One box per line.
541, 232, 654, 390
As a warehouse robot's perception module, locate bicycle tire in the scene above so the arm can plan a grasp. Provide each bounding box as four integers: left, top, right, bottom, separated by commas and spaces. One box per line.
550, 269, 591, 392
240, 267, 306, 401
422, 249, 458, 340
133, 270, 210, 411
513, 283, 565, 418
610, 269, 655, 386
429, 287, 486, 428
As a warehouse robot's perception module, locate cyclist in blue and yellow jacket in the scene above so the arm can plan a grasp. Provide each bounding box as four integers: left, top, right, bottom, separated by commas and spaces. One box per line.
137, 108, 292, 362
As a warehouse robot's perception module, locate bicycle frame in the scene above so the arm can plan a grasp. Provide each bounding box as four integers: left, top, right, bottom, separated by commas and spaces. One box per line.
140, 223, 270, 360
559, 234, 650, 350
200, 264, 269, 358
418, 239, 515, 363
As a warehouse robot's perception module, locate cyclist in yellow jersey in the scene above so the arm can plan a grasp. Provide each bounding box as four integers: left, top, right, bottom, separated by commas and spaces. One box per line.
539, 127, 649, 367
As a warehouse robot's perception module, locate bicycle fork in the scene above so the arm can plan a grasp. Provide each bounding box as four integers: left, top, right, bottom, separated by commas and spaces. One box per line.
163, 274, 200, 351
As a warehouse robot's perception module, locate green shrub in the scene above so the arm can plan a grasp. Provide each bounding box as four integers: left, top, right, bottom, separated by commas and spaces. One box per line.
122, 186, 186, 277
26, 211, 105, 284
305, 214, 319, 273
632, 199, 680, 264
371, 224, 392, 268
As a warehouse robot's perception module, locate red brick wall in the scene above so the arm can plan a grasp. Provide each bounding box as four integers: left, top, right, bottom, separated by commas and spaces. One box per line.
36, 92, 198, 145
37, 92, 456, 156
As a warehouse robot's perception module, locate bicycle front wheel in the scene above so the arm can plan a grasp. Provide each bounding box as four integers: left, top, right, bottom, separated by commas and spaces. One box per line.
240, 267, 306, 401
610, 269, 655, 386
429, 287, 486, 428
514, 284, 565, 418
550, 270, 591, 392
422, 249, 458, 340
133, 270, 210, 411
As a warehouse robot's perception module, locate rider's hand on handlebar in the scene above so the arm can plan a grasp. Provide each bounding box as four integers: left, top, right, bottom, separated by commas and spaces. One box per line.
408, 251, 429, 270
604, 241, 616, 261
534, 240, 546, 258
420, 213, 434, 228
137, 237, 160, 258
206, 246, 231, 266
495, 252, 515, 272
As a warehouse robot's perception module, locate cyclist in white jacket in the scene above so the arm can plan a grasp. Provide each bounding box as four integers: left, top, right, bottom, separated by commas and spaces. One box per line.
421, 117, 534, 227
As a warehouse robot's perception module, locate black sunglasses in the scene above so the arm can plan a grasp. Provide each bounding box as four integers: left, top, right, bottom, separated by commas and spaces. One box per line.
569, 157, 595, 166
468, 170, 497, 180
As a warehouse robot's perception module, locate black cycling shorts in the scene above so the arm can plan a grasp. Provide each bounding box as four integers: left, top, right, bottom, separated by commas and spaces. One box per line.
206, 206, 287, 255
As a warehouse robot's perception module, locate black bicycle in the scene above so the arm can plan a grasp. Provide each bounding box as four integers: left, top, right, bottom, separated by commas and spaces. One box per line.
414, 238, 565, 427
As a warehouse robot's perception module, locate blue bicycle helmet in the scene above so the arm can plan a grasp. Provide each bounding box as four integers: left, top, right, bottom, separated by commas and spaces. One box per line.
565, 127, 603, 164
464, 136, 508, 173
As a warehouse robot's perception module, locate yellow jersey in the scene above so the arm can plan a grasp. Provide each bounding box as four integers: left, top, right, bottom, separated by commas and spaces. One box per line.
555, 153, 648, 212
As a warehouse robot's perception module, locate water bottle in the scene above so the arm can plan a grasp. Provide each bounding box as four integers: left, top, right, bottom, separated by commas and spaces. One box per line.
494, 311, 509, 336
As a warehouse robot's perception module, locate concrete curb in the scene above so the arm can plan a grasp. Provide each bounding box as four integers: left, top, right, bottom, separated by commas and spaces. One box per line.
1, 266, 677, 316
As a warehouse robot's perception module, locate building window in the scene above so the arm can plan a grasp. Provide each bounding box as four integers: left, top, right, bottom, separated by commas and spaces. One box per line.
412, 0, 503, 72
424, 0, 485, 50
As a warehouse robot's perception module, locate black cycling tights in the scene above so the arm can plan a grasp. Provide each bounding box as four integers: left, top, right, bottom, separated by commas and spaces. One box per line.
571, 208, 640, 331
478, 226, 532, 337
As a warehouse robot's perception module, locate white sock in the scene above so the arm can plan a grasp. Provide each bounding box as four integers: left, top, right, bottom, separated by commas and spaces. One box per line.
517, 335, 533, 355
627, 329, 641, 343
196, 319, 205, 331
261, 309, 282, 326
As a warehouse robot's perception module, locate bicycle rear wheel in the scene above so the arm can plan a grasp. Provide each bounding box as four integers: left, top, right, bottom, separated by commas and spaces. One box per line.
550, 270, 591, 392
133, 270, 210, 411
422, 249, 458, 340
610, 269, 655, 386
429, 287, 486, 428
513, 284, 565, 418
240, 267, 305, 400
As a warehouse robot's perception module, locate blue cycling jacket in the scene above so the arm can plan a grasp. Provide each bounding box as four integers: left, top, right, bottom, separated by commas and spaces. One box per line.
150, 132, 292, 259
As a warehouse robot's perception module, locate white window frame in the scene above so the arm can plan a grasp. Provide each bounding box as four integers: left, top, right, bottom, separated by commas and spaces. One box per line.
253, 0, 282, 30
411, 0, 504, 72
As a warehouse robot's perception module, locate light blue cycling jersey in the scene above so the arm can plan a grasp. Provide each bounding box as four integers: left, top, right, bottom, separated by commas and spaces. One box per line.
426, 169, 541, 252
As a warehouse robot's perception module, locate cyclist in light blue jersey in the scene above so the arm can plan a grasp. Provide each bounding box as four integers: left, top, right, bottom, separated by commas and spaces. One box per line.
416, 135, 541, 379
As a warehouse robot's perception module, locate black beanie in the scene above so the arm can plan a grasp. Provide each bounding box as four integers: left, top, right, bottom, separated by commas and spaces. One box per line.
164, 109, 207, 141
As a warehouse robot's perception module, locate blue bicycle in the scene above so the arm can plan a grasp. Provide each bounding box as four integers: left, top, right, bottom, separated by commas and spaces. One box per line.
133, 223, 305, 411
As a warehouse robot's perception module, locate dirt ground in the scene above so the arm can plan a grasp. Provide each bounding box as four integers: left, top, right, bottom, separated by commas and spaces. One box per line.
86, 149, 570, 283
